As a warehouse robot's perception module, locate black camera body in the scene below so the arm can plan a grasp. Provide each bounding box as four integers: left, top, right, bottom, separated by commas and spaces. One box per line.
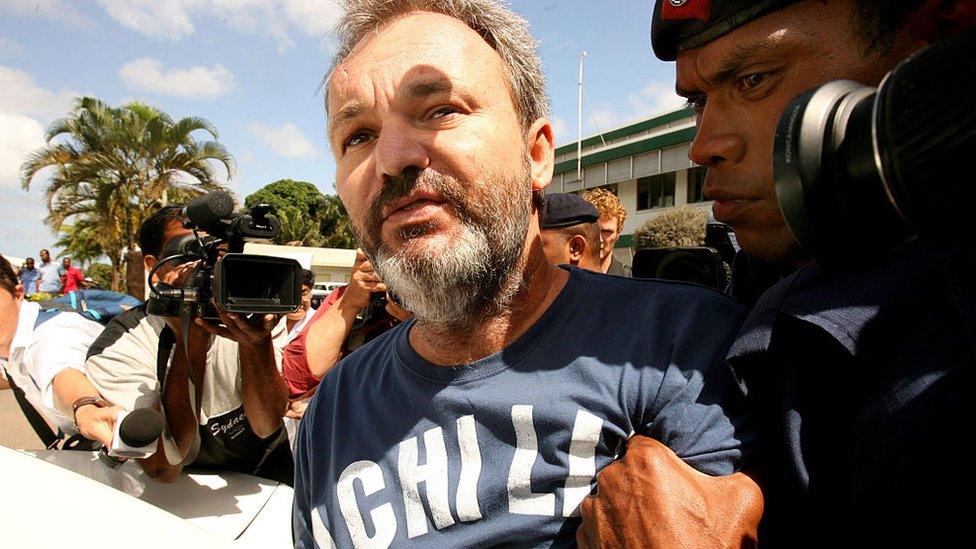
774, 27, 976, 268
148, 191, 303, 320
632, 221, 737, 290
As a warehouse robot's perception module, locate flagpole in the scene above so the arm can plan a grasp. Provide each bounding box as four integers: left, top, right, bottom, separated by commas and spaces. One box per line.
577, 50, 587, 182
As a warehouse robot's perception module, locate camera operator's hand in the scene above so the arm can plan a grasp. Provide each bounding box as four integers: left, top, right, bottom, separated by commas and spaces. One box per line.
159, 261, 199, 293
195, 304, 281, 346
74, 403, 124, 448
342, 250, 387, 310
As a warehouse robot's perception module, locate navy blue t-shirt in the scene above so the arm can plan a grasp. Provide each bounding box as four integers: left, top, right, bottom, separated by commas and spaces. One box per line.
294, 267, 750, 548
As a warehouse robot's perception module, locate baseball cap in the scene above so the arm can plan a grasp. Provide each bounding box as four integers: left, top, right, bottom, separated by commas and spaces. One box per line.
540, 193, 600, 229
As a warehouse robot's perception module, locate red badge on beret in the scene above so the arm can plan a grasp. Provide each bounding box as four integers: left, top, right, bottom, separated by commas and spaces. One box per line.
661, 0, 711, 21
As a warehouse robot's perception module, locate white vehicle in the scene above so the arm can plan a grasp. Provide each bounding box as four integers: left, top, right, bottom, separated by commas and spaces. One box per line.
0, 445, 293, 548
311, 281, 347, 308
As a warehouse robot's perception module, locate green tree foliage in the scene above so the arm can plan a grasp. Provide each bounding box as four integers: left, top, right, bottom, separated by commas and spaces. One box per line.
319, 194, 357, 249
245, 179, 357, 248
21, 97, 234, 293
86, 263, 113, 289
54, 220, 103, 266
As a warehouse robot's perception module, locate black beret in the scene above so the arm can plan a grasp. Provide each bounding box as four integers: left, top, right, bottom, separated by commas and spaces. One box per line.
651, 0, 800, 61
540, 193, 600, 229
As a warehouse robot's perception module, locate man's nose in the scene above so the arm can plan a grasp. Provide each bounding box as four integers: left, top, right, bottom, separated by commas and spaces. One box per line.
374, 120, 430, 180
688, 103, 746, 169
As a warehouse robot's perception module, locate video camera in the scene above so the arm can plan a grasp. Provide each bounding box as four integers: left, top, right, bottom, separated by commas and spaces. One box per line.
632, 221, 737, 290
147, 191, 303, 320
774, 27, 976, 269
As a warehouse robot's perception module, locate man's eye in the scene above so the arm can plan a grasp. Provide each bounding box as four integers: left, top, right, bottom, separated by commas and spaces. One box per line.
344, 131, 372, 148
430, 106, 459, 119
736, 72, 771, 93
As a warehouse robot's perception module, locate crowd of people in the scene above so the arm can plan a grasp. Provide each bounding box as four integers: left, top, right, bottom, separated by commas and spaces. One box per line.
10, 248, 95, 300
1, 0, 974, 546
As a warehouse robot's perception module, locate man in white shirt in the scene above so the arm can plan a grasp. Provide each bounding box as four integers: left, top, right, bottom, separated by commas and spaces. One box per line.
0, 253, 118, 447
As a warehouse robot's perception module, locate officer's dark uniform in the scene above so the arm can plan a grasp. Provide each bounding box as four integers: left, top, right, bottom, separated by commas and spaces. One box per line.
652, 0, 976, 545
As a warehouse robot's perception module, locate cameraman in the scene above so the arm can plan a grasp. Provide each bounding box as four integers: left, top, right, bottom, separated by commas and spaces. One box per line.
85, 206, 291, 484
578, 1, 976, 547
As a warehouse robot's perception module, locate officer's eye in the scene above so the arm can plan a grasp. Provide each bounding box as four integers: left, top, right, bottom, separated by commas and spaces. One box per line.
736, 72, 772, 94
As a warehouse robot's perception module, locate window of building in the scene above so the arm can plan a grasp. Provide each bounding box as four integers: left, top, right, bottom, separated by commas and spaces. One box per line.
636, 172, 676, 210
687, 166, 707, 203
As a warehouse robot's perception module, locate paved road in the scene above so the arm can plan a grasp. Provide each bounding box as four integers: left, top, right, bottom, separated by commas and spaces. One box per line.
0, 389, 45, 450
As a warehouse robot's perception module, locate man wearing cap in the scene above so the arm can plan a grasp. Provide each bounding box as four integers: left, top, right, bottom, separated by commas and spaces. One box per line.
578, 1, 976, 546
539, 193, 603, 272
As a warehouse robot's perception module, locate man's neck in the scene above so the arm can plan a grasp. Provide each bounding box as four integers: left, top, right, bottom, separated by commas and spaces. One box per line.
409, 248, 569, 366
600, 252, 614, 273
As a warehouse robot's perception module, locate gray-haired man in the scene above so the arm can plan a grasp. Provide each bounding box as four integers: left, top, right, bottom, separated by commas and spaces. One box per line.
293, 1, 756, 546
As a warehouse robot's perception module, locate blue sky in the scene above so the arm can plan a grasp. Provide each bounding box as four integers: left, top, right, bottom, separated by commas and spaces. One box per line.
0, 0, 682, 261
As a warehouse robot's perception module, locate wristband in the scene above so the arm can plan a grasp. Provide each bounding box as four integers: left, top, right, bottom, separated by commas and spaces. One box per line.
72, 396, 108, 427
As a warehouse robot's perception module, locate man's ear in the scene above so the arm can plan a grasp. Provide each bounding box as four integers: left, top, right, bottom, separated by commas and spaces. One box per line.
14, 283, 24, 301
526, 118, 555, 193
144, 255, 157, 273
568, 235, 587, 264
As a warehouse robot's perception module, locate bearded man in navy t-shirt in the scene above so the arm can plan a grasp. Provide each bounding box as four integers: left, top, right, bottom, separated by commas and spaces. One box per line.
293, 1, 761, 547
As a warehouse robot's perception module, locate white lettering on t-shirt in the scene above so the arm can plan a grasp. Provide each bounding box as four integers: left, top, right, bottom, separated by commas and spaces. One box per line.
337, 460, 396, 549
562, 409, 603, 517
312, 507, 338, 548
325, 405, 605, 544
398, 426, 455, 538
507, 404, 556, 516
456, 414, 483, 522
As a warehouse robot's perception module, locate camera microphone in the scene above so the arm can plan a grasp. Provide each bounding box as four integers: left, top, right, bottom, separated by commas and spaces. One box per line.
107, 408, 164, 459
184, 190, 235, 233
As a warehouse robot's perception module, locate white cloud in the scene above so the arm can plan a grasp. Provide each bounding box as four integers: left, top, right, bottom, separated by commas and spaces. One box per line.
0, 112, 46, 189
550, 116, 569, 141
0, 65, 79, 120
0, 37, 24, 60
248, 122, 316, 159
118, 57, 236, 100
94, 0, 341, 52
0, 0, 90, 25
282, 0, 341, 37
627, 81, 686, 119
95, 0, 196, 40
580, 79, 686, 135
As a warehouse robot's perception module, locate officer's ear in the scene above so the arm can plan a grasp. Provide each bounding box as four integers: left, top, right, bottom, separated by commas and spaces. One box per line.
144, 254, 158, 273
568, 235, 587, 264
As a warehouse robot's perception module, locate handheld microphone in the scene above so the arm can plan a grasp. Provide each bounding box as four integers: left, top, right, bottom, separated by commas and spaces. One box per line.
108, 408, 164, 459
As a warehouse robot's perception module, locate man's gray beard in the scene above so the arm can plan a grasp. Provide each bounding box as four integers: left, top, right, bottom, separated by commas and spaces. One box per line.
362, 169, 531, 331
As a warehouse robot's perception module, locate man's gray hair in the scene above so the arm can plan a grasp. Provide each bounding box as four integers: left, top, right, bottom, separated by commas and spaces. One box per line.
327, 0, 550, 129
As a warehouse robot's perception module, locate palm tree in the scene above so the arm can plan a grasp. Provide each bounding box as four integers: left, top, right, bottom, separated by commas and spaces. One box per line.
21, 97, 235, 293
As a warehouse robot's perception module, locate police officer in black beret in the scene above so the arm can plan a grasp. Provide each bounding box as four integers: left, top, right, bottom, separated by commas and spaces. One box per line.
538, 193, 604, 271
577, 1, 976, 547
